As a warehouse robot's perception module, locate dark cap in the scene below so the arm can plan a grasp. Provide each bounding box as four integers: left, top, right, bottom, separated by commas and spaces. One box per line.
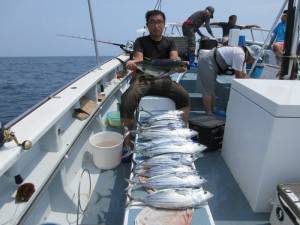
283, 9, 288, 15
206, 6, 215, 18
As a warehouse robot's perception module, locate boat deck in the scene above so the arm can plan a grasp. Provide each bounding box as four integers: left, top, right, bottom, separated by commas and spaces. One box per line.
78, 147, 270, 225
196, 150, 270, 225
79, 68, 276, 225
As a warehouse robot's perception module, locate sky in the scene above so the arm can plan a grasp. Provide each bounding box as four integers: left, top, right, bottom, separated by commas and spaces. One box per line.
0, 0, 284, 57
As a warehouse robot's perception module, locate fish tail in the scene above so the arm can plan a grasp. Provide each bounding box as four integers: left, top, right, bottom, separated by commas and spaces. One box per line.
124, 178, 134, 191
124, 178, 132, 184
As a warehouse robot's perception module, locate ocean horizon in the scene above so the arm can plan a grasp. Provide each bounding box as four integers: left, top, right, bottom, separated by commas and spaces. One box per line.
0, 56, 113, 125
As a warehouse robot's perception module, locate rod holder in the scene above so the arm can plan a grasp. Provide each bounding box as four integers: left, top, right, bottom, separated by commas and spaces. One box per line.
2, 129, 32, 150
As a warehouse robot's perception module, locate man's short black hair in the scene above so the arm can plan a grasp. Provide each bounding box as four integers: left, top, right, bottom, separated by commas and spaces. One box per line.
145, 10, 166, 22
229, 15, 237, 21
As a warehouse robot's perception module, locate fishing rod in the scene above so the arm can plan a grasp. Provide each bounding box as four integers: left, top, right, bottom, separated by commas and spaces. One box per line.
57, 34, 133, 54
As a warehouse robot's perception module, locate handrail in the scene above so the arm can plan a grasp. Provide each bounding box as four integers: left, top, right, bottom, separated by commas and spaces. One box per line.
4, 56, 120, 129
248, 0, 289, 76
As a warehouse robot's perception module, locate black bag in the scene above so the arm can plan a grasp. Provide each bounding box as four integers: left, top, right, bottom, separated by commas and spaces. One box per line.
189, 115, 225, 150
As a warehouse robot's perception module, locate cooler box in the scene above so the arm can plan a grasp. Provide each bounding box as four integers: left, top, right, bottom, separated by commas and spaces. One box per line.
270, 183, 300, 225
189, 115, 225, 150
222, 79, 300, 212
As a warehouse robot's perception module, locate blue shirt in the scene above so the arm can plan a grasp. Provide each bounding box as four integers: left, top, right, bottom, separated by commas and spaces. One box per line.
273, 21, 286, 42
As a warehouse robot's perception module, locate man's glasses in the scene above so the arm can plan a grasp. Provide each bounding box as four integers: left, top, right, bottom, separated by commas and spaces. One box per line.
147, 20, 165, 25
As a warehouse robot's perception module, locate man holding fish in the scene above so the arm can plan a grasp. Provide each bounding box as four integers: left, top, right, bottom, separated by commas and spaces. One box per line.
120, 9, 190, 147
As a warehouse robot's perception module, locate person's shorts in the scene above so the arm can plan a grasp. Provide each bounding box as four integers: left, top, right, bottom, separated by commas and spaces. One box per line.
273, 41, 284, 49
196, 51, 218, 96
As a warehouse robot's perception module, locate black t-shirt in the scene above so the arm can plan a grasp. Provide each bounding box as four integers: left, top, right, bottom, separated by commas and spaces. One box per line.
188, 10, 210, 31
218, 22, 243, 37
134, 35, 177, 59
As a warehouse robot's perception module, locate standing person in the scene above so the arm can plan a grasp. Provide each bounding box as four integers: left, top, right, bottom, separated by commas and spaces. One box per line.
269, 10, 288, 59
182, 6, 215, 64
197, 45, 262, 114
121, 10, 190, 146
211, 15, 259, 38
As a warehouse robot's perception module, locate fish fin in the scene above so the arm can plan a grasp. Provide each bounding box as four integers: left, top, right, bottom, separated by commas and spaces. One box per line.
159, 70, 176, 78
121, 150, 133, 159
125, 194, 133, 208
124, 178, 135, 191
124, 178, 132, 184
115, 57, 128, 74
126, 192, 134, 202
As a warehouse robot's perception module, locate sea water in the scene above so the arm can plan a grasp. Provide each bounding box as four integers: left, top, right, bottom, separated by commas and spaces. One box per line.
0, 56, 112, 125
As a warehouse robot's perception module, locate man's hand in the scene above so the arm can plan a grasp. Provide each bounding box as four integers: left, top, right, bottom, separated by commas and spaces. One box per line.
126, 60, 138, 71
235, 70, 248, 78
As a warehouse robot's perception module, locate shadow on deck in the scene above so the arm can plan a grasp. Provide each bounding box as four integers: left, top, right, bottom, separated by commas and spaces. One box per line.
196, 150, 270, 225
82, 159, 131, 225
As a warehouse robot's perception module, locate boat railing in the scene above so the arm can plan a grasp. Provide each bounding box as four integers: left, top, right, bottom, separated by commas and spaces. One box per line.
0, 55, 129, 176
164, 23, 272, 46
0, 54, 131, 224
5, 57, 117, 130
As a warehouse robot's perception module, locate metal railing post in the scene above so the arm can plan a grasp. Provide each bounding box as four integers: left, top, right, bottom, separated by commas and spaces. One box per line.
87, 0, 101, 66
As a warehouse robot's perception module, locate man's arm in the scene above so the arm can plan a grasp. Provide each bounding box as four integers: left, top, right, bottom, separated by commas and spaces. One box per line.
196, 29, 206, 38
126, 51, 143, 71
210, 22, 221, 26
234, 70, 247, 78
205, 21, 215, 38
241, 25, 260, 29
170, 50, 187, 72
169, 50, 180, 60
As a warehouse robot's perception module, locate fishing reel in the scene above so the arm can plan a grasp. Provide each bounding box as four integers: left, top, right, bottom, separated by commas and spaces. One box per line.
120, 41, 134, 59
0, 122, 32, 150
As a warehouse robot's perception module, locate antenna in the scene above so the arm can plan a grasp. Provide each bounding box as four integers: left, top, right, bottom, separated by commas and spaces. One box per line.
87, 0, 101, 66
154, 0, 162, 10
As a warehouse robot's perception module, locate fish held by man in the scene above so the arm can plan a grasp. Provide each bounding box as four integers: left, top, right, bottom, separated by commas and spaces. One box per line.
135, 59, 189, 78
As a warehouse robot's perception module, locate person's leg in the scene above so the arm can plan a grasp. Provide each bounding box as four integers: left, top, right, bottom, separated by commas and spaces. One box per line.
211, 94, 216, 113
196, 54, 217, 114
273, 42, 284, 59
120, 78, 150, 147
179, 106, 190, 124
202, 95, 213, 114
183, 25, 196, 59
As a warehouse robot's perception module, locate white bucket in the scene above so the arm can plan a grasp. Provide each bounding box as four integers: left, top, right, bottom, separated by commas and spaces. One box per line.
89, 131, 124, 169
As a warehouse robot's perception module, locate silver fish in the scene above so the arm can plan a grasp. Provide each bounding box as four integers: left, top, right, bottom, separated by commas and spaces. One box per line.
135, 137, 194, 151
129, 188, 213, 209
135, 59, 188, 78
128, 174, 206, 190
134, 165, 197, 177
145, 110, 183, 123
135, 142, 206, 158
139, 128, 198, 139
134, 153, 201, 167
140, 120, 185, 130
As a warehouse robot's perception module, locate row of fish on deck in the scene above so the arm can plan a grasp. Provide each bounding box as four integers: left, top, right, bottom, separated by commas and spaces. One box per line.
125, 110, 213, 209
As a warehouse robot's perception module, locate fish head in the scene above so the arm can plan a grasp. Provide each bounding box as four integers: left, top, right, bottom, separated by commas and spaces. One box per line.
192, 189, 214, 203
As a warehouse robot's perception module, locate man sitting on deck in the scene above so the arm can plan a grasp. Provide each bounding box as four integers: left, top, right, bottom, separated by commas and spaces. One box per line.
120, 10, 190, 146
197, 45, 262, 114
210, 15, 260, 40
